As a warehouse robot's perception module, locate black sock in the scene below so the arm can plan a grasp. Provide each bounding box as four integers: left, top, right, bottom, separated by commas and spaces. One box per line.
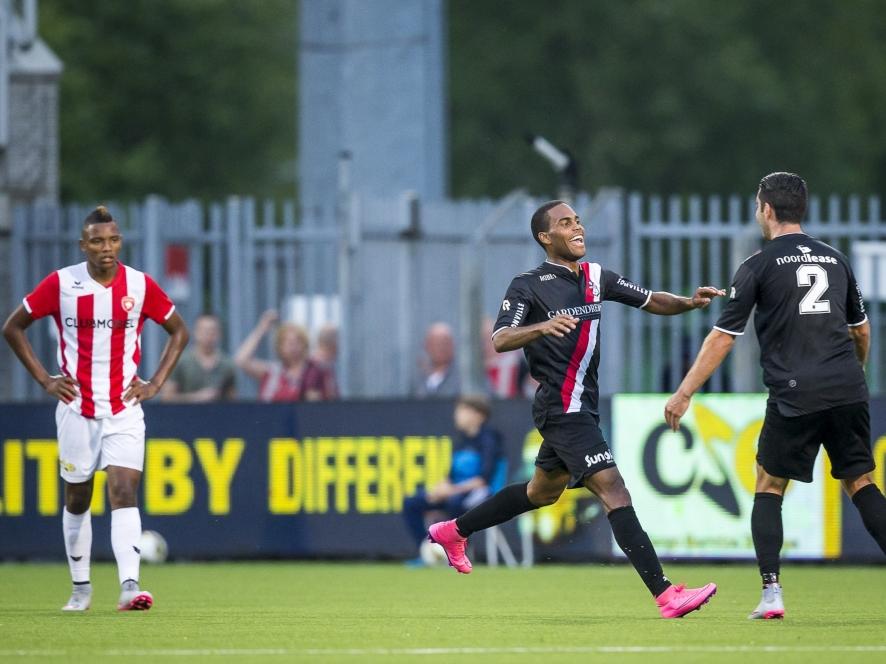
455, 482, 536, 537
607, 506, 670, 597
752, 492, 783, 579
851, 484, 886, 555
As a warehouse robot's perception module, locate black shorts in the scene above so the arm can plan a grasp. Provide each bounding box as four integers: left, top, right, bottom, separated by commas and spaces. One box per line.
535, 412, 616, 488
757, 400, 874, 483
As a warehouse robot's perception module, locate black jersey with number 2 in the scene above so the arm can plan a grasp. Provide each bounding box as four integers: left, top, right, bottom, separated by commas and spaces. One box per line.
493, 260, 651, 425
714, 233, 868, 416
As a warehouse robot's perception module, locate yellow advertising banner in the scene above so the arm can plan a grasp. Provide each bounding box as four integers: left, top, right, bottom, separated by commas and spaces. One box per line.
613, 394, 841, 558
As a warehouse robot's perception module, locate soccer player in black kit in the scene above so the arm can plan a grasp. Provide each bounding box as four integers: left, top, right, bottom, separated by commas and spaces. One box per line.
429, 200, 724, 619
665, 172, 886, 620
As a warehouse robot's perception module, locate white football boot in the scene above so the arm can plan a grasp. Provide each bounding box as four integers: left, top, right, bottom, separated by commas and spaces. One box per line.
117, 579, 153, 611
62, 583, 92, 612
748, 582, 785, 619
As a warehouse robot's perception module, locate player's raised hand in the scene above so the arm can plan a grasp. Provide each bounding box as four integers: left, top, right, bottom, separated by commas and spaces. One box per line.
123, 377, 159, 404
664, 391, 691, 432
44, 374, 79, 404
691, 286, 726, 309
540, 314, 579, 338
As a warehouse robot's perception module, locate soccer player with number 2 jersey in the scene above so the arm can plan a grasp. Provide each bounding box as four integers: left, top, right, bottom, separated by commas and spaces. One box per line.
665, 172, 886, 620
429, 200, 724, 618
2, 206, 189, 612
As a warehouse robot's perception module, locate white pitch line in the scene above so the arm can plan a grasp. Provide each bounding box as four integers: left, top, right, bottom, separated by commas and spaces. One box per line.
2, 645, 884, 657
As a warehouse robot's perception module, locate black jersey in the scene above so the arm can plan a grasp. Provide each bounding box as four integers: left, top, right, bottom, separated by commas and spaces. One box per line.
714, 233, 868, 417
493, 260, 651, 424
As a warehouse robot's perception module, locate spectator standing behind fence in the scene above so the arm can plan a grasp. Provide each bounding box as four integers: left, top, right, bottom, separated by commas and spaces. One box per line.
235, 309, 336, 402
414, 322, 461, 397
311, 323, 339, 398
482, 317, 521, 398
160, 314, 236, 402
402, 394, 503, 565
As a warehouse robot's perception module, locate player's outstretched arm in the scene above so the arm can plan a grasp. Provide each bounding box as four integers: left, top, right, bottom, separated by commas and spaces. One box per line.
492, 314, 578, 352
643, 287, 725, 315
2, 305, 79, 403
664, 329, 735, 431
123, 311, 189, 404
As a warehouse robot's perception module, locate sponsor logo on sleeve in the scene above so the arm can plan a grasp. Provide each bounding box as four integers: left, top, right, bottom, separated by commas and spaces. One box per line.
616, 278, 650, 296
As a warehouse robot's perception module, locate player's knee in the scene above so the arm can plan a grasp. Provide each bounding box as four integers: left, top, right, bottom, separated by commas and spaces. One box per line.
107, 483, 138, 509
64, 484, 93, 513
755, 466, 788, 495
526, 485, 562, 507
842, 474, 873, 497
585, 470, 631, 509
65, 494, 92, 514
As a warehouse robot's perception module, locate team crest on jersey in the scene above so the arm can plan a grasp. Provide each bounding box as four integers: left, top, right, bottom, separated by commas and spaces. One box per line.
586, 282, 601, 301
121, 295, 136, 312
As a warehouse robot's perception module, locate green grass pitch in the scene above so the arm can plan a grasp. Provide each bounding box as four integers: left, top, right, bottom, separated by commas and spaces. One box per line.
0, 562, 884, 663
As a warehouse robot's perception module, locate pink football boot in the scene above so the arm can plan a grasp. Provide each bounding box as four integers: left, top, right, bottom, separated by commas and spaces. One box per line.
656, 582, 717, 618
427, 520, 472, 574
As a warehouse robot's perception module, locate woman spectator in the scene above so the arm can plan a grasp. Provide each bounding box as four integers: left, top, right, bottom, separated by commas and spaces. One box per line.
235, 309, 336, 401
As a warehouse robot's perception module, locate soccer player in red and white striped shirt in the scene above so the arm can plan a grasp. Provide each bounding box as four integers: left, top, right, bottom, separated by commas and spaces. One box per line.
2, 206, 189, 612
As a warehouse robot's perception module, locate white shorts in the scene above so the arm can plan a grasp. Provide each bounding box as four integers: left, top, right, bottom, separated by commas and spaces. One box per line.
56, 403, 146, 483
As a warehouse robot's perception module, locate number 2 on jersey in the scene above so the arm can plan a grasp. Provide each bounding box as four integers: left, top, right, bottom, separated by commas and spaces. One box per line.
796, 264, 830, 314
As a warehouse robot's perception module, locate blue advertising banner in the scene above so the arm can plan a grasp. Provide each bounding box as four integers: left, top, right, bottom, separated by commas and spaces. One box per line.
0, 399, 612, 561
2, 397, 882, 562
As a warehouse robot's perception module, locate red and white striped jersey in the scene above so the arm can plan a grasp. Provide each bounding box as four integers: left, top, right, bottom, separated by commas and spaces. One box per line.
23, 262, 175, 419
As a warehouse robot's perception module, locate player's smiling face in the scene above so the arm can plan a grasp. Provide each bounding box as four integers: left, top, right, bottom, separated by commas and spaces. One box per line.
540, 203, 585, 262
80, 221, 123, 273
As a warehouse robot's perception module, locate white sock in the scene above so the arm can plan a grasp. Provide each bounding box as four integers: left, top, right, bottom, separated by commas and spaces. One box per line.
62, 508, 92, 584
111, 507, 142, 585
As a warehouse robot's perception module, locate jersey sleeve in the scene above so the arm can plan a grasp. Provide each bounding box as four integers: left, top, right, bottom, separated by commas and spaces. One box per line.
714, 263, 759, 335
600, 269, 652, 308
845, 264, 868, 326
492, 277, 532, 337
142, 274, 176, 323
22, 271, 60, 319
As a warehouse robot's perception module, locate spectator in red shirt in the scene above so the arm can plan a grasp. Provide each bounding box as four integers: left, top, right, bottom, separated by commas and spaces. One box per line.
235, 309, 336, 402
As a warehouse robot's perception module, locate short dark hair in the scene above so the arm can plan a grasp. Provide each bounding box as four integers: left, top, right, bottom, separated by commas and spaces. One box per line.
456, 393, 491, 419
758, 172, 807, 223
530, 200, 565, 248
83, 205, 114, 226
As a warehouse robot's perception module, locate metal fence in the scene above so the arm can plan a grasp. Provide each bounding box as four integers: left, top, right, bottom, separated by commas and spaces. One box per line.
625, 194, 886, 396
5, 190, 885, 401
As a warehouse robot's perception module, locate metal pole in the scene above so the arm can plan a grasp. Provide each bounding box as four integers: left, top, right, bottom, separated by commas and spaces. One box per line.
142, 195, 163, 373
0, 1, 9, 148
22, 0, 36, 47
459, 189, 527, 395
336, 151, 353, 397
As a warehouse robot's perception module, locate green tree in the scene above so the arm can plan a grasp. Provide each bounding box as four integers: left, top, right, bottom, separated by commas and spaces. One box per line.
40, 0, 297, 201
449, 0, 886, 197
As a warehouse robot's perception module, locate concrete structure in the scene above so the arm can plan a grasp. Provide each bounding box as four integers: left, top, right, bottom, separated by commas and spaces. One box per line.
297, 0, 447, 216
